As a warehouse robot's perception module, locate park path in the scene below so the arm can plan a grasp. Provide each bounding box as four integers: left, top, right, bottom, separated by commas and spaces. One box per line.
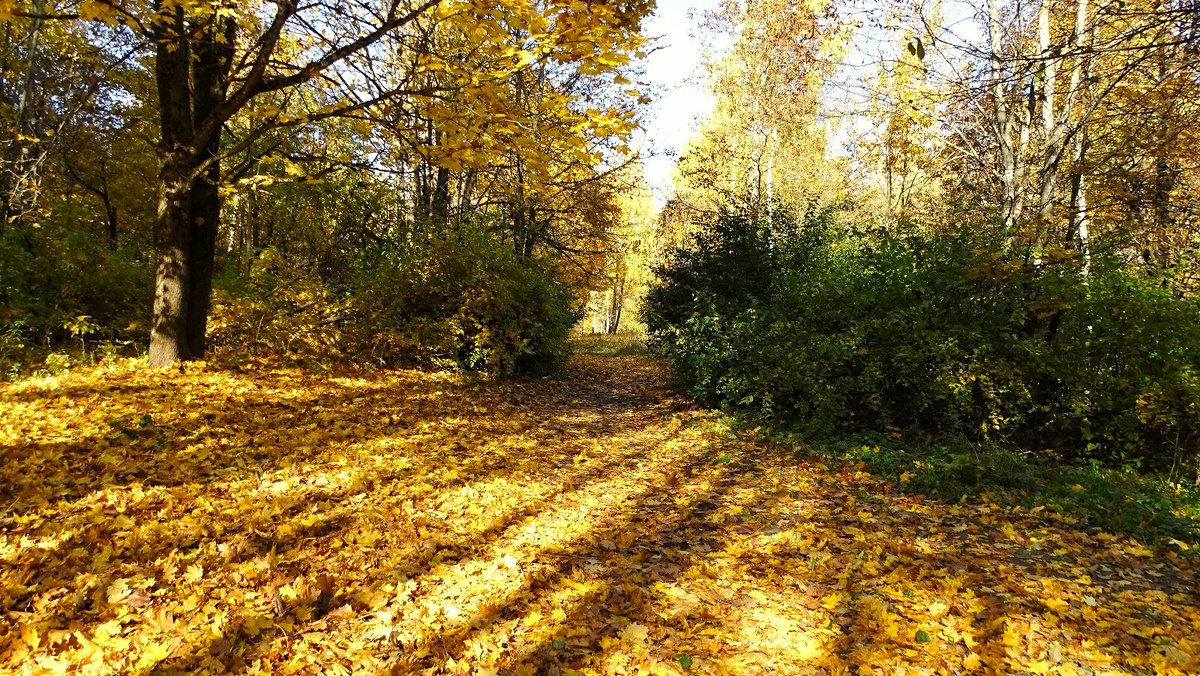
0, 354, 1198, 674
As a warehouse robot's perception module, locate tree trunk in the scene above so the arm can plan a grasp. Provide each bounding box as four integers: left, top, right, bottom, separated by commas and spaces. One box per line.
1067, 126, 1091, 274
149, 4, 194, 367
99, 156, 118, 249
1036, 0, 1091, 230
1036, 0, 1059, 223
431, 164, 451, 226
458, 169, 477, 216
105, 200, 118, 250
512, 205, 526, 254
522, 207, 537, 257
150, 155, 194, 367
148, 7, 233, 367
989, 0, 1030, 242
184, 17, 234, 358
1146, 49, 1177, 272
606, 269, 625, 334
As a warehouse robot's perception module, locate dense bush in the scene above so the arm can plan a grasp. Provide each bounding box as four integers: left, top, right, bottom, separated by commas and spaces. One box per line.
644, 205, 1200, 479
211, 229, 580, 376
208, 248, 348, 362
349, 231, 580, 375
0, 221, 152, 343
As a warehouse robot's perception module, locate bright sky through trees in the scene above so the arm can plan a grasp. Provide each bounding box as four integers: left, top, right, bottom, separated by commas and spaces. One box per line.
636, 0, 723, 206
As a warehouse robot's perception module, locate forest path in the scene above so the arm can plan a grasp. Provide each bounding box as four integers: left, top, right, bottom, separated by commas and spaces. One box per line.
1, 354, 1198, 673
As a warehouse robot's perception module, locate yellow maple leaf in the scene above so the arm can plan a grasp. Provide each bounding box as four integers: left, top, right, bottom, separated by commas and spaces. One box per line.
821, 592, 844, 610
621, 622, 649, 644
1027, 660, 1053, 674
136, 641, 173, 668
522, 609, 542, 626
183, 564, 204, 583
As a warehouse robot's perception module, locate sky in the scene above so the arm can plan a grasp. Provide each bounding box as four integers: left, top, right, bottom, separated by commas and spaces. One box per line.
634, 0, 726, 206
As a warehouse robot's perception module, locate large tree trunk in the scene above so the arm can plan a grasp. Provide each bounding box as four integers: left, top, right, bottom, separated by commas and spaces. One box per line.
149, 4, 195, 367
184, 17, 233, 358
148, 7, 233, 367
150, 154, 194, 367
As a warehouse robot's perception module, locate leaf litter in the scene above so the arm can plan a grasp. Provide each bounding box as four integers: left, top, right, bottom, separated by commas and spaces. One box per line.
1, 355, 1197, 674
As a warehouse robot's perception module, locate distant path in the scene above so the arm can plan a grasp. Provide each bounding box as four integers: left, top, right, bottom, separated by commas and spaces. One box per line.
0, 354, 1197, 673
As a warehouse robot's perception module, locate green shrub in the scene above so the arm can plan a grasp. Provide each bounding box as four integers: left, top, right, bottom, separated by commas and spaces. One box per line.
212, 229, 581, 376
644, 204, 1200, 480
0, 222, 152, 342
350, 230, 580, 376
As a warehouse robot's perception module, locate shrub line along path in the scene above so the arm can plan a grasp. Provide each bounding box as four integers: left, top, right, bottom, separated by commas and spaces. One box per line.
1, 354, 1198, 673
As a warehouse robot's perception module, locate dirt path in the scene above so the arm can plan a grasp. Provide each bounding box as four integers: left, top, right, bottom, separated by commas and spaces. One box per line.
1, 354, 1198, 673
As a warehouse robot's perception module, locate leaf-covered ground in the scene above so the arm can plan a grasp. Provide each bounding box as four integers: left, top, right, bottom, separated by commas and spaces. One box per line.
2, 355, 1198, 674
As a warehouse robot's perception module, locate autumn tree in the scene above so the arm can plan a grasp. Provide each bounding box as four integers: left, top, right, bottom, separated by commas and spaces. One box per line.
0, 7, 140, 233
585, 162, 654, 334
888, 0, 1200, 258
667, 0, 851, 232
0, 0, 652, 367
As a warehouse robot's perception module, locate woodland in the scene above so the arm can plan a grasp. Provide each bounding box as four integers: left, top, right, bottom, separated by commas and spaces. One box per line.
1, 0, 1200, 673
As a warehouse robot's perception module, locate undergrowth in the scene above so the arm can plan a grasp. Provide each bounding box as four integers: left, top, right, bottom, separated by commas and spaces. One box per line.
571, 333, 649, 356
735, 420, 1200, 549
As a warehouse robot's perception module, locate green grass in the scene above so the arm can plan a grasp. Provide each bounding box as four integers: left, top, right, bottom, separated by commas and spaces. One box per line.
0, 340, 144, 382
728, 422, 1200, 550
827, 436, 1199, 548
570, 332, 649, 356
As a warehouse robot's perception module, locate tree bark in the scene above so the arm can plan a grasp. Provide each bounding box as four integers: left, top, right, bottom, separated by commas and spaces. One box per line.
104, 200, 118, 250
988, 0, 1030, 240
431, 164, 451, 226
185, 16, 234, 357
522, 207, 537, 257
1036, 0, 1091, 227
1066, 126, 1091, 274
150, 154, 194, 367
149, 3, 194, 367
148, 7, 233, 367
606, 269, 625, 334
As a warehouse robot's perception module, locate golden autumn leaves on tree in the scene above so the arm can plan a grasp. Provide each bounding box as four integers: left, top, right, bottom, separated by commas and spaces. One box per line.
0, 0, 651, 367
663, 0, 854, 231
662, 0, 1200, 272
839, 0, 1200, 261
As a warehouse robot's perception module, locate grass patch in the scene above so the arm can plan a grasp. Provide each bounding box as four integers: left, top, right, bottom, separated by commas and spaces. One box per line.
723, 420, 1200, 549
570, 332, 649, 356
0, 340, 145, 382
819, 435, 1200, 548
